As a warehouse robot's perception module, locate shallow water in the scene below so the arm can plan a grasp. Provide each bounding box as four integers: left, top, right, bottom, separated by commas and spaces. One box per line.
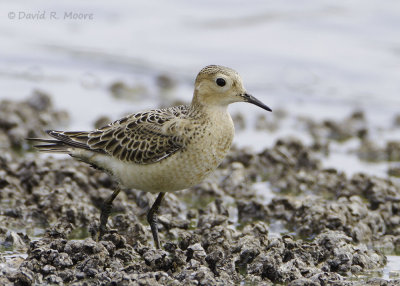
384, 256, 400, 280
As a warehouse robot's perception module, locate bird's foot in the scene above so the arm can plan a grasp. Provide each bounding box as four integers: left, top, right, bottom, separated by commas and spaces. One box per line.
96, 224, 108, 242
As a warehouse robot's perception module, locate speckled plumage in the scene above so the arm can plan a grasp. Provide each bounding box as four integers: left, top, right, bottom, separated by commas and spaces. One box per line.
29, 65, 271, 248
47, 105, 189, 165
31, 65, 272, 191
41, 103, 234, 193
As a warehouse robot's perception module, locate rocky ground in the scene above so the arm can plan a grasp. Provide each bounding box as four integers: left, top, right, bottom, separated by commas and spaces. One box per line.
1, 93, 400, 285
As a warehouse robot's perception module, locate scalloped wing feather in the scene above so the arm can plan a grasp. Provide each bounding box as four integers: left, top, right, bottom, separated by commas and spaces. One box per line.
47, 105, 190, 165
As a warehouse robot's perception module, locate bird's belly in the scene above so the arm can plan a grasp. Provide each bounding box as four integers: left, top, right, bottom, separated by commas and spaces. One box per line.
102, 137, 232, 193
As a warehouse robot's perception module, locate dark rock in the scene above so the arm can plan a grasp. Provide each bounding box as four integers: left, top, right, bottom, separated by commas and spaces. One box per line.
0, 96, 398, 285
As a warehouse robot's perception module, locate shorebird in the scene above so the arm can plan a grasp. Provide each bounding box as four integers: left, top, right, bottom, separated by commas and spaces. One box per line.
28, 65, 271, 248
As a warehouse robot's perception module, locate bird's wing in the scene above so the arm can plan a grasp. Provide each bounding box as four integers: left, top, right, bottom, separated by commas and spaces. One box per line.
46, 105, 190, 164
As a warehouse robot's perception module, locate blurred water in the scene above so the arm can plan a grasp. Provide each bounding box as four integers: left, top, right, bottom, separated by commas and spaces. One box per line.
0, 0, 399, 172
384, 256, 400, 280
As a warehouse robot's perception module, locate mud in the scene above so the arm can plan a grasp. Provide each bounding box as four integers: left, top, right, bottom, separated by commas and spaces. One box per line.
1, 96, 400, 285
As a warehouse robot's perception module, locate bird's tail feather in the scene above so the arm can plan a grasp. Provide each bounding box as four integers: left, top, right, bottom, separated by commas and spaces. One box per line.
27, 130, 92, 154
26, 138, 71, 153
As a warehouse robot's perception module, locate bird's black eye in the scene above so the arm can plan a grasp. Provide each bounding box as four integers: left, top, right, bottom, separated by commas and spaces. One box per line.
216, 78, 226, 87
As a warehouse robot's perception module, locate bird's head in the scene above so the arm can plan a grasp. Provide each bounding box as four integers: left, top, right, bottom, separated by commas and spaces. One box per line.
192, 65, 271, 112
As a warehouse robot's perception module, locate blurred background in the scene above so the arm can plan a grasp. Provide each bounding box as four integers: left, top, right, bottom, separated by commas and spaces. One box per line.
1, 0, 400, 177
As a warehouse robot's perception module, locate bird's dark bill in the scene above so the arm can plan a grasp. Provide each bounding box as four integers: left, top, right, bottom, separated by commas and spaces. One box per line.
244, 93, 272, 112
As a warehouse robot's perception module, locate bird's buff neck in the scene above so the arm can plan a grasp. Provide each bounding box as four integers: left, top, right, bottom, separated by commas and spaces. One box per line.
190, 92, 229, 115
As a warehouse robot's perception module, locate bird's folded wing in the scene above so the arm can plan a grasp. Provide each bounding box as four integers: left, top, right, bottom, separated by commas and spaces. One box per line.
55, 107, 188, 164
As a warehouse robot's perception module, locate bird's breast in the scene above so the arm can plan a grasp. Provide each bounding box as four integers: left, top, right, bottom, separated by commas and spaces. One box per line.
185, 110, 234, 173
